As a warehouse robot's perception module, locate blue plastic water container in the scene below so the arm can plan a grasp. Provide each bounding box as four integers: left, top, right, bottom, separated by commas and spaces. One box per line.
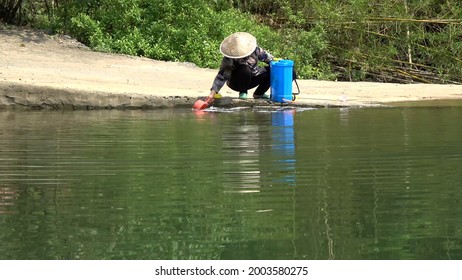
270, 60, 294, 103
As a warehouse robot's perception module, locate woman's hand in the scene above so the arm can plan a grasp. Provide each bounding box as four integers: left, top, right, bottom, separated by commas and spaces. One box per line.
205, 90, 216, 104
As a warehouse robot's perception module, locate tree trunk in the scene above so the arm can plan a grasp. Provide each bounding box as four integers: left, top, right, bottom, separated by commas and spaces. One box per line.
0, 0, 25, 23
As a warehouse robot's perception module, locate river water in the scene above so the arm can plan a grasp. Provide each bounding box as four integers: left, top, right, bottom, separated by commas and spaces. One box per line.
1, 106, 461, 260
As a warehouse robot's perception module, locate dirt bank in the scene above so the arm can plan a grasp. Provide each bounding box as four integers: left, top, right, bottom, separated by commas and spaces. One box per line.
2, 26, 462, 110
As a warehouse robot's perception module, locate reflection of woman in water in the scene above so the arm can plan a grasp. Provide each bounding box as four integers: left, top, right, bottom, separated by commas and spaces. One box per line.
221, 112, 271, 194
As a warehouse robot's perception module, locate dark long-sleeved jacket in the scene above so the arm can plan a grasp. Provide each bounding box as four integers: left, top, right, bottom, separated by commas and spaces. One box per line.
210, 46, 273, 92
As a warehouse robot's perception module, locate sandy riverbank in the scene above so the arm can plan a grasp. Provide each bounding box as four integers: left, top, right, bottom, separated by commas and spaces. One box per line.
2, 26, 462, 110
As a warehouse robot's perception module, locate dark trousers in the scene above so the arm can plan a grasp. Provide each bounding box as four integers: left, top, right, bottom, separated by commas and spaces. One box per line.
227, 64, 270, 96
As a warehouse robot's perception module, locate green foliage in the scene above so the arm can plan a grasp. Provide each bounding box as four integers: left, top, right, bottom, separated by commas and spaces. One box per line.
5, 0, 462, 83
68, 13, 103, 47
278, 25, 333, 79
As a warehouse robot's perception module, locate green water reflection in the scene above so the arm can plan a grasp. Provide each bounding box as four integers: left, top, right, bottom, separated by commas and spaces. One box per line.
0, 107, 461, 260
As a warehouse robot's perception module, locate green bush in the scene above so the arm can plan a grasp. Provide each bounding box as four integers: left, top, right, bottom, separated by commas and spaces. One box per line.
68, 13, 104, 48
9, 0, 462, 83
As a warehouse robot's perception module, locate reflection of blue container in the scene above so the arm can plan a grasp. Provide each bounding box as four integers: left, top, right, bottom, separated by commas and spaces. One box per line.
271, 110, 296, 185
271, 110, 294, 127
272, 111, 295, 154
270, 60, 294, 103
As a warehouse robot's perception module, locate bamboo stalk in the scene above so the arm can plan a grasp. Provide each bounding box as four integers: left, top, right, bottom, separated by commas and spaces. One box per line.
404, 0, 413, 66
293, 17, 462, 25
395, 69, 431, 83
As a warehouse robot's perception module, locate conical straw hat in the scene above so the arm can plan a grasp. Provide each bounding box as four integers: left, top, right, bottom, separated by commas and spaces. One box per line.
220, 32, 257, 59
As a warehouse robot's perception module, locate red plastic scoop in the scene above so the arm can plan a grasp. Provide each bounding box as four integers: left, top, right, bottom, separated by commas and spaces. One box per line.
193, 100, 209, 110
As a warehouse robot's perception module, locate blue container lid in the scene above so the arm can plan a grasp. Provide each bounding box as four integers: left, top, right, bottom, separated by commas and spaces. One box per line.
271, 59, 294, 67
